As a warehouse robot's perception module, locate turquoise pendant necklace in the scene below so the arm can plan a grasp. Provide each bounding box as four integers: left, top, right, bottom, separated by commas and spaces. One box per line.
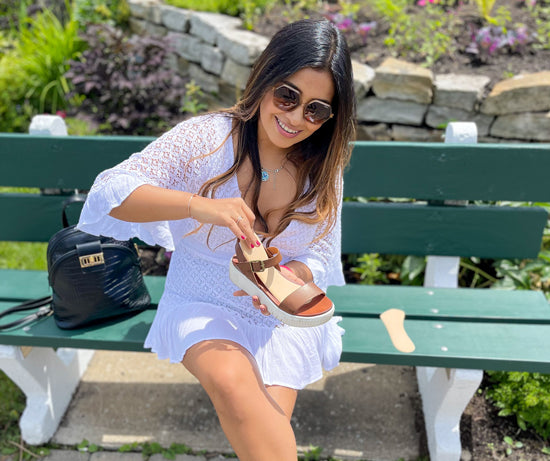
261, 158, 286, 189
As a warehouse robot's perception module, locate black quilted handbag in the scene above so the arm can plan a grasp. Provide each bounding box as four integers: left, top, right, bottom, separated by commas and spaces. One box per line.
0, 195, 151, 331
47, 195, 151, 329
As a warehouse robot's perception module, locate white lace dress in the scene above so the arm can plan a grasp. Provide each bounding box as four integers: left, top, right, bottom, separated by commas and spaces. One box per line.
77, 113, 345, 390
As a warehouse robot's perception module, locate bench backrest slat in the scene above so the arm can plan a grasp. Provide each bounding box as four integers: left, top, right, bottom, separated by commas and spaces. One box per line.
346, 142, 550, 201
0, 134, 154, 189
341, 202, 547, 258
1, 134, 548, 261
0, 194, 83, 242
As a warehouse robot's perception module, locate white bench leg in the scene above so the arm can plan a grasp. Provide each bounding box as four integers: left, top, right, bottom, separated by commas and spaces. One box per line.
417, 366, 483, 461
0, 345, 94, 445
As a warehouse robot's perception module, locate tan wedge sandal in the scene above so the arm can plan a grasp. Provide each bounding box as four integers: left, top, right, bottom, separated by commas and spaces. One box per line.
229, 239, 334, 328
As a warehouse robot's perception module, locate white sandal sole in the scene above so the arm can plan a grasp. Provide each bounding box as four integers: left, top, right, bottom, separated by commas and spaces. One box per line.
229, 262, 334, 328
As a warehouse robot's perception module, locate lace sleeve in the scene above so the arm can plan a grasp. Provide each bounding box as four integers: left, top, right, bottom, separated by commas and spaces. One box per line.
77, 114, 231, 251
292, 176, 346, 291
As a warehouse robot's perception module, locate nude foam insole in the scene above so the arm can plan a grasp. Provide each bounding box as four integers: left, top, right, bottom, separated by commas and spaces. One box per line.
380, 308, 415, 353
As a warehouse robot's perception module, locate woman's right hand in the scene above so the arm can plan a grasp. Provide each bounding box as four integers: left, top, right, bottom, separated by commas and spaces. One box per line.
189, 195, 259, 247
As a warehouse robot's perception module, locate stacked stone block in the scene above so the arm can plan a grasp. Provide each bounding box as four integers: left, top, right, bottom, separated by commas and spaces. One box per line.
128, 0, 550, 142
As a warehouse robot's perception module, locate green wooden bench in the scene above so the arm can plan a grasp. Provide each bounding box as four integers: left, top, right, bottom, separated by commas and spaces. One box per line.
1, 118, 549, 461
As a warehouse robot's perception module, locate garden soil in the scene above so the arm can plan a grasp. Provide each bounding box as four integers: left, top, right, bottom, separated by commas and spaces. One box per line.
254, 0, 550, 89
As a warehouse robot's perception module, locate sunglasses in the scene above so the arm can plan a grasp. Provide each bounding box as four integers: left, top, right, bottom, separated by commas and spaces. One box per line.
272, 83, 334, 125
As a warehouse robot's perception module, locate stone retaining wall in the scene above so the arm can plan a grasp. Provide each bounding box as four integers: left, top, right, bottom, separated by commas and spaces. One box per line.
128, 0, 550, 142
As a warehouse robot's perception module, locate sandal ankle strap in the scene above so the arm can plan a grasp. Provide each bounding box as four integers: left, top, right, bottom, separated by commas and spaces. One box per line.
234, 241, 282, 274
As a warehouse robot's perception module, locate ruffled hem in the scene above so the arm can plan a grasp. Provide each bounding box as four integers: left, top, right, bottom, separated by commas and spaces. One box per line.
144, 301, 345, 390
77, 172, 176, 250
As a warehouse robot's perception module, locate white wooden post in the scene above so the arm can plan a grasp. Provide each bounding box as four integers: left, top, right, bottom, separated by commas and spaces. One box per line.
0, 115, 95, 445
417, 122, 484, 461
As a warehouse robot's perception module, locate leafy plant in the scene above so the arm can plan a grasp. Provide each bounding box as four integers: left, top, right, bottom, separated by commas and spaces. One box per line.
399, 255, 426, 285
181, 80, 208, 116
528, 1, 550, 49
77, 439, 100, 453
165, 0, 275, 20
0, 7, 85, 132
471, 0, 498, 22
118, 441, 192, 459
503, 435, 524, 456
349, 253, 388, 284
73, 0, 130, 28
487, 371, 550, 439
492, 250, 550, 300
280, 0, 322, 22
66, 24, 188, 135
372, 0, 460, 66
300, 445, 323, 461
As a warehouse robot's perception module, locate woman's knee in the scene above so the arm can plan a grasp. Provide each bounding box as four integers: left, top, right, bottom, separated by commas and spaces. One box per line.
183, 340, 264, 407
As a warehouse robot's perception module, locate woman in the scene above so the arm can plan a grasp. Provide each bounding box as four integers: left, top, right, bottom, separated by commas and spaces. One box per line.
78, 18, 356, 461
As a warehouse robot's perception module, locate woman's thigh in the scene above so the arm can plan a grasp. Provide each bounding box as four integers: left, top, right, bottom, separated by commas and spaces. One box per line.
182, 339, 297, 418
266, 385, 298, 420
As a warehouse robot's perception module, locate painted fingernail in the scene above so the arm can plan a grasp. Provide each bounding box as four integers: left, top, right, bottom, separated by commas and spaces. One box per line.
241, 235, 246, 240
256, 241, 261, 247
251, 244, 255, 248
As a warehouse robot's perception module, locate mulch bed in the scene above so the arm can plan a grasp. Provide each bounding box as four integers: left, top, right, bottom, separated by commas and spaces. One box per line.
254, 0, 550, 87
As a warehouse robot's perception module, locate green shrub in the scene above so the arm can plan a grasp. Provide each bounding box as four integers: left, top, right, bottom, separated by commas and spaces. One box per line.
73, 0, 130, 28
164, 0, 275, 28
373, 0, 460, 67
0, 7, 85, 132
487, 371, 550, 439
0, 371, 26, 456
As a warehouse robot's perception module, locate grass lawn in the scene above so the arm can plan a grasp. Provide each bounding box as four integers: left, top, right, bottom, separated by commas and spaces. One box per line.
0, 218, 48, 455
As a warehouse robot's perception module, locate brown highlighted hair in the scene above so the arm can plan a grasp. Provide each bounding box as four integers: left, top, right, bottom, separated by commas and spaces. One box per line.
200, 18, 356, 244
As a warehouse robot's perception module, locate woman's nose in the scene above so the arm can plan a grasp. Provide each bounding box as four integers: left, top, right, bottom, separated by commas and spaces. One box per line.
286, 104, 305, 126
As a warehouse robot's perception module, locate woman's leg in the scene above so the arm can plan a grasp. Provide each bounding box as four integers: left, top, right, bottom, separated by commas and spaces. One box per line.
182, 339, 298, 461
266, 385, 298, 421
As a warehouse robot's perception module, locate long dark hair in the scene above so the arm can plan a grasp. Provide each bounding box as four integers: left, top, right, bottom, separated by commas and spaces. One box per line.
200, 19, 356, 243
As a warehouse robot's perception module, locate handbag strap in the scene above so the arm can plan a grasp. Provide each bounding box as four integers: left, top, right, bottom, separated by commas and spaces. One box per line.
62, 194, 87, 228
0, 296, 53, 331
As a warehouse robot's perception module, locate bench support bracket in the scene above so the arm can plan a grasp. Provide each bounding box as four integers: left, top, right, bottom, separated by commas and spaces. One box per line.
417, 122, 482, 461
417, 366, 483, 461
0, 345, 94, 445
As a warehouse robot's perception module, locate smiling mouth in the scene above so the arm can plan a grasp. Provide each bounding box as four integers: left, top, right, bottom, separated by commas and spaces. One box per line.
276, 116, 299, 135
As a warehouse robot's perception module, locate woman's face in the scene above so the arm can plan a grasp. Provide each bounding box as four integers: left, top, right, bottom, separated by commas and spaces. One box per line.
257, 67, 335, 154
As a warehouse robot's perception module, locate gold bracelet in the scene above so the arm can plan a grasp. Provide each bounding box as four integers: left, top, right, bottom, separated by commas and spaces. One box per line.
187, 193, 197, 219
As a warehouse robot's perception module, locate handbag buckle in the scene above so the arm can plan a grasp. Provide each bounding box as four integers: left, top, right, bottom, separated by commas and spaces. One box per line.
79, 252, 105, 268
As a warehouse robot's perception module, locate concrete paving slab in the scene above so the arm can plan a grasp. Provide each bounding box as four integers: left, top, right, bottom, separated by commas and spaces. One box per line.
54, 351, 425, 460
90, 454, 144, 461
40, 450, 90, 461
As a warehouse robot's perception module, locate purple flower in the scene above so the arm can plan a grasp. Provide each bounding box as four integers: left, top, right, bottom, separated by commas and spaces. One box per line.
337, 17, 354, 32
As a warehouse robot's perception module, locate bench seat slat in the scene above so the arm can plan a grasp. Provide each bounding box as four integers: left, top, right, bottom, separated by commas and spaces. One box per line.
3, 271, 548, 324
1, 302, 549, 373
0, 303, 155, 351
341, 201, 547, 258
0, 270, 166, 303
340, 316, 550, 373
330, 284, 550, 322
